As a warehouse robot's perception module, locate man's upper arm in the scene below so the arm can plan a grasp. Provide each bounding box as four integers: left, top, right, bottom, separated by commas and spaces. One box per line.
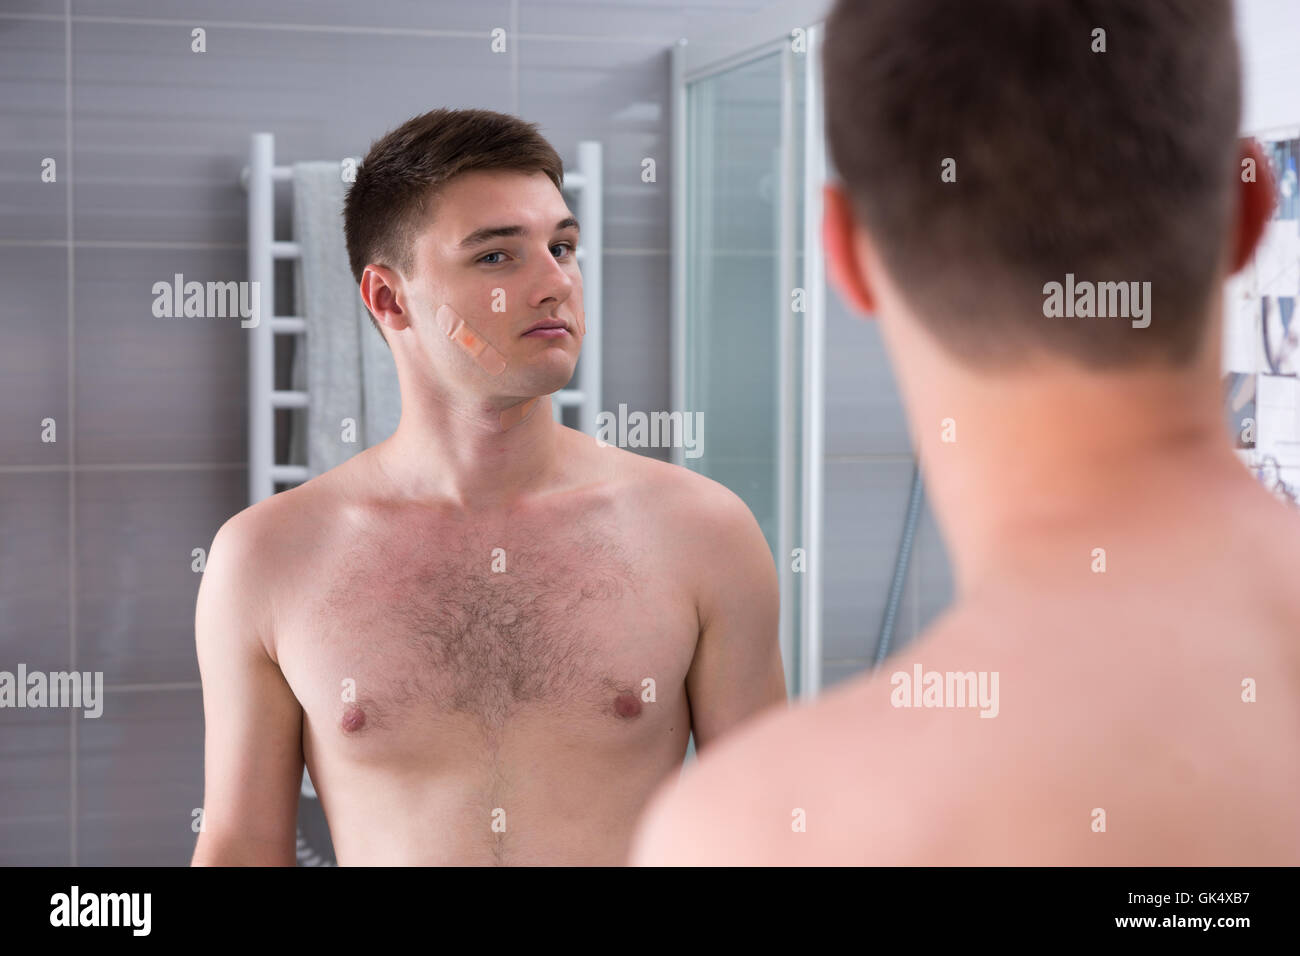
191, 512, 303, 866
684, 482, 787, 752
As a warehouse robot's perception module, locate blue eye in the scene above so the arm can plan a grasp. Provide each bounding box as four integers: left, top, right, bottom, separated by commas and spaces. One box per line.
478, 244, 572, 265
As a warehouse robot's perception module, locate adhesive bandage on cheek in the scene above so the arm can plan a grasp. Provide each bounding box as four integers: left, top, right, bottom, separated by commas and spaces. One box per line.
498, 397, 540, 430
435, 303, 507, 375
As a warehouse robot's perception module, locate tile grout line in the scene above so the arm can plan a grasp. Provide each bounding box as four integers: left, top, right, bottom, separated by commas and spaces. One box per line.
65, 0, 77, 868
0, 463, 247, 474
0, 240, 670, 255
0, 239, 245, 250
510, 0, 519, 117
825, 453, 917, 463
0, 11, 677, 45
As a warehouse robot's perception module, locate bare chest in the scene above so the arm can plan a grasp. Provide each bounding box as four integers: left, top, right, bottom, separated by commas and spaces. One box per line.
277, 513, 698, 757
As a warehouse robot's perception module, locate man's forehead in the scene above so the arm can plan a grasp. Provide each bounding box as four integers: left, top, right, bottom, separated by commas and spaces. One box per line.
431, 170, 574, 242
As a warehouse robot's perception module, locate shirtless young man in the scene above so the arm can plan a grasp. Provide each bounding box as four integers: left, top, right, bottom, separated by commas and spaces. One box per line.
191, 108, 786, 866
632, 0, 1300, 865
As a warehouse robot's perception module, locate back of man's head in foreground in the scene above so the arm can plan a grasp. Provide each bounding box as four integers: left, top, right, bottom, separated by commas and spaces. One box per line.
822, 0, 1243, 370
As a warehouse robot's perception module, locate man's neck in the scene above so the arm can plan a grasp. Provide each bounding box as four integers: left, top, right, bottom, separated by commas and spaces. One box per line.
374, 387, 560, 511
910, 352, 1252, 601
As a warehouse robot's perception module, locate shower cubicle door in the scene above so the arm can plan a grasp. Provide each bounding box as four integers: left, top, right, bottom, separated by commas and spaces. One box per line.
672, 20, 826, 699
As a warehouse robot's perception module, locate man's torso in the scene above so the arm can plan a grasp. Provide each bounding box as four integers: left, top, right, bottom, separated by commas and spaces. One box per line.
268, 443, 700, 864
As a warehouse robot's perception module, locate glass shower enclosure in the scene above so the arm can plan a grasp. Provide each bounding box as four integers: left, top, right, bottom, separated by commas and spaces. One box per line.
671, 13, 828, 700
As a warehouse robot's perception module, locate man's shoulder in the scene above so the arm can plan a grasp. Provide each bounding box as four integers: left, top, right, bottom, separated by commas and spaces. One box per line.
632, 676, 903, 865
631, 620, 1086, 866
210, 463, 358, 592
219, 473, 331, 548
598, 442, 759, 537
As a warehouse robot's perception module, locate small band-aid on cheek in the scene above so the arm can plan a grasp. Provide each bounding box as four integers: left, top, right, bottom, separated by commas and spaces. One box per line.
498, 397, 540, 430
563, 298, 585, 338
452, 323, 508, 375
436, 303, 507, 375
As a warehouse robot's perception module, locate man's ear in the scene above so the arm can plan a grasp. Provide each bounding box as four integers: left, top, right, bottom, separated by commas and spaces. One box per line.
1230, 137, 1277, 275
359, 264, 412, 337
822, 182, 878, 317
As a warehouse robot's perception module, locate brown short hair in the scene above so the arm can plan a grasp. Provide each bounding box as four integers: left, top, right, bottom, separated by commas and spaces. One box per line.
822, 0, 1242, 368
344, 108, 565, 340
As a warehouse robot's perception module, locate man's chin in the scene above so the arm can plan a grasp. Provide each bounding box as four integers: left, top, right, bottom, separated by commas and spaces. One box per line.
509, 358, 579, 393
491, 378, 568, 406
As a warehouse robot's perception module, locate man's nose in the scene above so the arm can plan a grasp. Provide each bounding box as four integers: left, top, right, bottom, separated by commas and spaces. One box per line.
531, 249, 575, 304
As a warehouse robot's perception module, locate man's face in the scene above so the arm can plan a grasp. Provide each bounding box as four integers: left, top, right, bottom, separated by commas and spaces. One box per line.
401, 169, 584, 402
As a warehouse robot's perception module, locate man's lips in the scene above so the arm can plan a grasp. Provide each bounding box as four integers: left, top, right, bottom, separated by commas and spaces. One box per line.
522, 317, 569, 337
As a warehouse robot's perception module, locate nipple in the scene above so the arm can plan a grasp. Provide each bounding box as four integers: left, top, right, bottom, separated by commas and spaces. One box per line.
341, 705, 367, 733
613, 692, 642, 719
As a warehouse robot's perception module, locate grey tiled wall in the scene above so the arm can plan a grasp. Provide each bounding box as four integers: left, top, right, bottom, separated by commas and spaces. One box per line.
0, 0, 774, 866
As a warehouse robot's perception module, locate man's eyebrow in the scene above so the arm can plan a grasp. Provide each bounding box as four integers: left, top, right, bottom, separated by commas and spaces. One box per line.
457, 217, 581, 249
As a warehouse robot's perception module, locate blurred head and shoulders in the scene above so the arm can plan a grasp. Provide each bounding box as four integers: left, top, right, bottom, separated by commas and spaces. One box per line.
630, 0, 1300, 867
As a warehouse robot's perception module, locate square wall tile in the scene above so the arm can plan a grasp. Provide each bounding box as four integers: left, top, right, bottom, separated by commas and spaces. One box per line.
0, 471, 70, 666
3, 2, 68, 14
72, 19, 514, 245
0, 15, 66, 240
0, 707, 72, 866
0, 245, 69, 466
77, 467, 244, 683
77, 687, 204, 866
74, 245, 246, 465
